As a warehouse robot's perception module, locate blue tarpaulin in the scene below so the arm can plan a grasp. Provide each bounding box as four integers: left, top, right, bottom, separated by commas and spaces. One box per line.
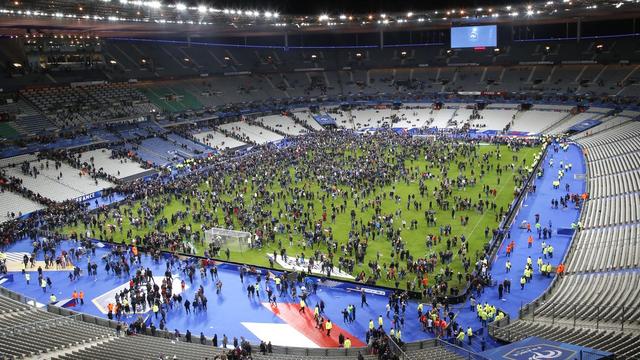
568, 119, 602, 133
312, 114, 337, 126
480, 336, 612, 360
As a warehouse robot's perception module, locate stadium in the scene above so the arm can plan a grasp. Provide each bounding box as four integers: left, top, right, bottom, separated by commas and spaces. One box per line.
0, 0, 639, 358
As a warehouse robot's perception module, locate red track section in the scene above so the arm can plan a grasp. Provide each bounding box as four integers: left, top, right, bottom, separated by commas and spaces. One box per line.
264, 302, 366, 348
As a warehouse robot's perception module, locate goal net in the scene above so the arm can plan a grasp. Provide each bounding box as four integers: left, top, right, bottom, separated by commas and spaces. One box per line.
204, 227, 252, 254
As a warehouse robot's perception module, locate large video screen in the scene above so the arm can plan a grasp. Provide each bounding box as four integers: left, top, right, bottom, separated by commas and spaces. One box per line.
451, 25, 497, 48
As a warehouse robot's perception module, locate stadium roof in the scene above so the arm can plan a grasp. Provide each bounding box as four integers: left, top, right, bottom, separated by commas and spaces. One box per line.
0, 0, 639, 37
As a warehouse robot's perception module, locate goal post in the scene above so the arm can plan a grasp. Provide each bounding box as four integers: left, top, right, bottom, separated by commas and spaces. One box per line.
204, 227, 252, 254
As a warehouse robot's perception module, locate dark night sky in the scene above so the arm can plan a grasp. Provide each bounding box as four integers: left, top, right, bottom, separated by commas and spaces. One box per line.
180, 0, 526, 15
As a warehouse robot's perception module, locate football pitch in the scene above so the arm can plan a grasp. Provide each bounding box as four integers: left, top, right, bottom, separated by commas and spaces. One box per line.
62, 137, 539, 291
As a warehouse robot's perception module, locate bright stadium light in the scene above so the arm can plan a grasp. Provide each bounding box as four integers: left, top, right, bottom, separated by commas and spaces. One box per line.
197, 5, 207, 13
407, 11, 413, 17
264, 11, 272, 18
175, 3, 187, 11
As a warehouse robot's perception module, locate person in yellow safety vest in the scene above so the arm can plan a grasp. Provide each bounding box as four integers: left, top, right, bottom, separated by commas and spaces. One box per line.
520, 276, 526, 290
480, 310, 488, 326
390, 328, 395, 338
467, 327, 473, 344
505, 260, 511, 273
325, 319, 332, 336
299, 299, 306, 314
369, 319, 374, 330
417, 303, 423, 314
456, 330, 465, 345
314, 305, 319, 319
396, 330, 401, 342
527, 256, 532, 266
495, 312, 505, 322
152, 303, 159, 318
537, 257, 544, 272
548, 245, 554, 258
344, 338, 351, 349
378, 315, 383, 327
49, 294, 57, 303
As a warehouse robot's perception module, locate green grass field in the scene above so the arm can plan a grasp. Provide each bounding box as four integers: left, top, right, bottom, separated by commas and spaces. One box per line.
62, 140, 538, 291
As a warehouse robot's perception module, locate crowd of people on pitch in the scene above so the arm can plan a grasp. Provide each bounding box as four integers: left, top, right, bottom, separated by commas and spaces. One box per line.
0, 129, 543, 358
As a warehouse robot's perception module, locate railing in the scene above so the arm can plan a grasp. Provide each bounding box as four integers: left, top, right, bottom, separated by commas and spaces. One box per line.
519, 302, 640, 332
487, 314, 511, 339
0, 314, 83, 336
385, 333, 408, 360
0, 286, 38, 308
435, 338, 488, 360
